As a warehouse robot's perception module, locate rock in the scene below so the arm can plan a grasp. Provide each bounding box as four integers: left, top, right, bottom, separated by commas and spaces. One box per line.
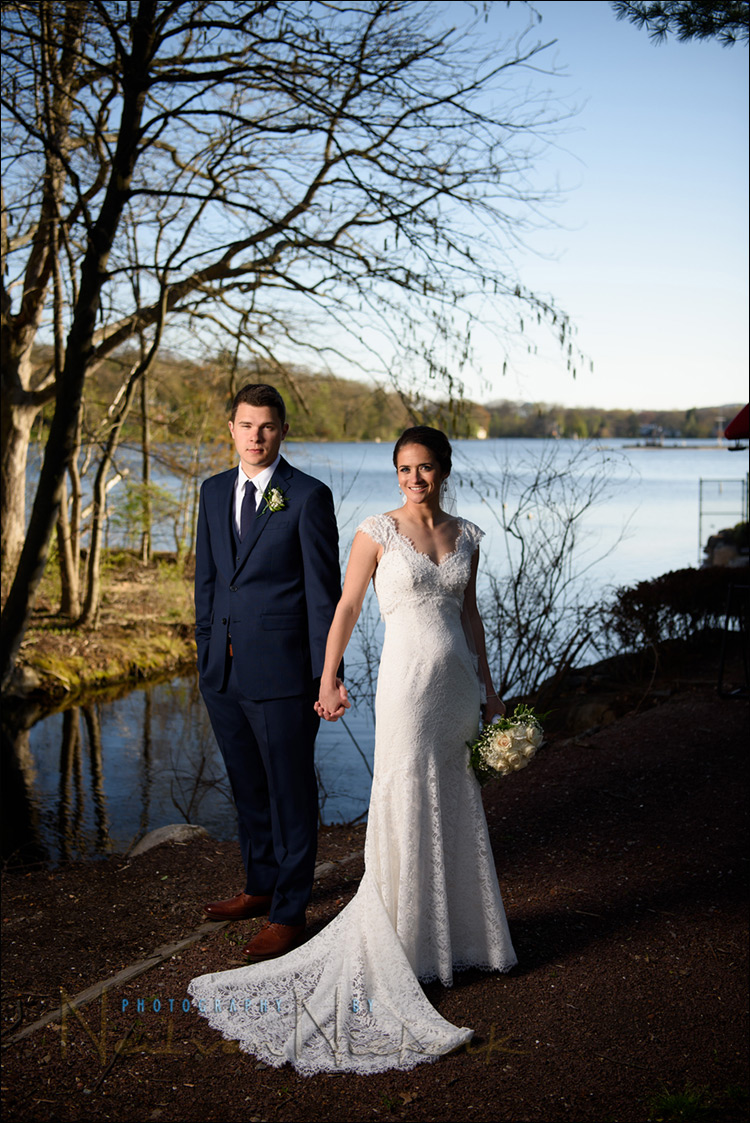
702, 528, 750, 568
6, 664, 43, 696
709, 543, 741, 567
129, 823, 209, 856
552, 699, 618, 735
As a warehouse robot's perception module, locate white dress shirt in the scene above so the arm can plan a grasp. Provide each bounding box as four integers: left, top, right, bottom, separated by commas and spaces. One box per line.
234, 455, 281, 536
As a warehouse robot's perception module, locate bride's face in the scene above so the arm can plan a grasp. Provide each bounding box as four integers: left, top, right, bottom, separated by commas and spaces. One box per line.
396, 443, 445, 507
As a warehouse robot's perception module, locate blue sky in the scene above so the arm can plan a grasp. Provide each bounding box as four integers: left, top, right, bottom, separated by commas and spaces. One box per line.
459, 0, 749, 411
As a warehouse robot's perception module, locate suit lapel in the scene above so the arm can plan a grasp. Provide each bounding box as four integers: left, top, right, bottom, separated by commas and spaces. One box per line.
215, 470, 238, 574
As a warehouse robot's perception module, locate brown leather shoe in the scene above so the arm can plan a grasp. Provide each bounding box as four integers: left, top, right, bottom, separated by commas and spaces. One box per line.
241, 922, 306, 961
203, 892, 273, 921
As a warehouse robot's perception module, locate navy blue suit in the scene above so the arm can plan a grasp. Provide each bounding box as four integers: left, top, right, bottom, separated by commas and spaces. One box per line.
195, 455, 340, 924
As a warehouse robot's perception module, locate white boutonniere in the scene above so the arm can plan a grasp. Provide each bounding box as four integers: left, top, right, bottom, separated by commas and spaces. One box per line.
259, 486, 288, 515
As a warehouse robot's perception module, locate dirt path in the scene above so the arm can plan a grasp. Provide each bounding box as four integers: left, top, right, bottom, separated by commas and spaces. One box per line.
2, 676, 748, 1122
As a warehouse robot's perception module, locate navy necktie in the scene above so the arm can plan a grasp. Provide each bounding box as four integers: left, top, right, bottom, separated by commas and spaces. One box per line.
239, 479, 255, 541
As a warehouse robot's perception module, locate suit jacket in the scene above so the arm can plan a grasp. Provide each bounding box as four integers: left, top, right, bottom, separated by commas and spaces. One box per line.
194, 456, 341, 697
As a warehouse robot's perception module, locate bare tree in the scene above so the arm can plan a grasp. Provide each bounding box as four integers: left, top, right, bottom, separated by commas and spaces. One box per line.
139, 366, 153, 565
468, 442, 635, 701
1, 0, 573, 688
78, 295, 166, 625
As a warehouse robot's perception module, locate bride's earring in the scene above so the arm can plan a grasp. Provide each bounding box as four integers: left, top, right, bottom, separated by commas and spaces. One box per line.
439, 476, 457, 514
400, 488, 407, 506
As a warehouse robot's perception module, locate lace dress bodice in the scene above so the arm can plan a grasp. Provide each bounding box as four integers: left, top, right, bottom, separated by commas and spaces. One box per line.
362, 512, 480, 615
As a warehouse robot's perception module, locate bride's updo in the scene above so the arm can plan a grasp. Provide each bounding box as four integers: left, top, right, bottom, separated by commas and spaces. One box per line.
392, 426, 452, 477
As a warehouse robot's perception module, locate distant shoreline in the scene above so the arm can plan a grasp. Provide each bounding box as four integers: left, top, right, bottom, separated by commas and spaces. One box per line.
622, 442, 739, 450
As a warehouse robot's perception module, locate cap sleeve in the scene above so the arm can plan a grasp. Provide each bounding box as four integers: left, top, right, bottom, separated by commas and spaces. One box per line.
356, 514, 393, 549
462, 519, 485, 554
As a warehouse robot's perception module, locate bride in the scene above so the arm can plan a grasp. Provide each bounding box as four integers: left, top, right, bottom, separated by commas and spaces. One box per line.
189, 426, 517, 1074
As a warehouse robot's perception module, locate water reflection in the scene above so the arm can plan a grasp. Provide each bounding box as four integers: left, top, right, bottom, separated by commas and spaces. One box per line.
1, 673, 376, 867
2, 699, 49, 866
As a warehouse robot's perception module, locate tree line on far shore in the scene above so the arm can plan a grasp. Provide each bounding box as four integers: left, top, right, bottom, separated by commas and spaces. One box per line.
34, 346, 740, 449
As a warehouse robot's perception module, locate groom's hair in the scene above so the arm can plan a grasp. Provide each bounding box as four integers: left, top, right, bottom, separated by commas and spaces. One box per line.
231, 384, 286, 425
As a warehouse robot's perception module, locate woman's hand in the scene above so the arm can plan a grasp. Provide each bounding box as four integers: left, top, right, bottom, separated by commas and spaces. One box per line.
481, 695, 506, 724
315, 678, 351, 722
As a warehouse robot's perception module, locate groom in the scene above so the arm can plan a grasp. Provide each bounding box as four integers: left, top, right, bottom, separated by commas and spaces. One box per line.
195, 383, 341, 960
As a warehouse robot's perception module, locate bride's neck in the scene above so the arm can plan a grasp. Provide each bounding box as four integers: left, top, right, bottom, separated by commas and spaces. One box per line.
400, 503, 446, 527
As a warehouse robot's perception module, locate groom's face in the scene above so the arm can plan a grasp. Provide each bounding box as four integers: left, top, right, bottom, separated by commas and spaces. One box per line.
229, 403, 289, 477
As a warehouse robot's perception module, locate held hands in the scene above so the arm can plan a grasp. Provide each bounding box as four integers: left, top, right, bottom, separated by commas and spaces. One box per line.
315, 678, 351, 722
481, 695, 506, 724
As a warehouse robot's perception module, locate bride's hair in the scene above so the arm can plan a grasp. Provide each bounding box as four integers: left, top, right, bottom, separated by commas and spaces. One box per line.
393, 427, 452, 477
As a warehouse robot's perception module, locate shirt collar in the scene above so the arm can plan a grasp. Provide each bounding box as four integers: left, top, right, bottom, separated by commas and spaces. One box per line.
237, 454, 281, 497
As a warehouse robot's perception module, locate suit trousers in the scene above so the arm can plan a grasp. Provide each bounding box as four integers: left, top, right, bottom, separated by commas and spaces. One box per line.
200, 658, 320, 926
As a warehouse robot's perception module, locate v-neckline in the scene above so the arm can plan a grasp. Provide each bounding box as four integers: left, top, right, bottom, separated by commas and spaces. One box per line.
384, 514, 465, 567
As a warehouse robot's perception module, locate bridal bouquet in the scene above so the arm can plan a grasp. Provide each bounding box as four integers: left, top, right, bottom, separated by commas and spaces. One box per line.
468, 704, 544, 786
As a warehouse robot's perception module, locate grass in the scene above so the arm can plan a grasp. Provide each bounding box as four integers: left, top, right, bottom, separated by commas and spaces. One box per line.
18, 549, 196, 699
646, 1083, 749, 1122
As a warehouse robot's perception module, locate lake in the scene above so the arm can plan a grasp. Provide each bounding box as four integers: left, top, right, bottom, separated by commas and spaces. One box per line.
6, 438, 747, 865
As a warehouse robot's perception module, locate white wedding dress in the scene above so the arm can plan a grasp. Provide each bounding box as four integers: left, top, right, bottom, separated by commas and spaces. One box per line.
189, 514, 517, 1074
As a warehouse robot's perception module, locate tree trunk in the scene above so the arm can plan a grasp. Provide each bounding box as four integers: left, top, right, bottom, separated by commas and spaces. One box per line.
79, 458, 106, 628
184, 416, 206, 561
51, 166, 80, 619
2, 366, 89, 682
69, 406, 83, 601
140, 370, 152, 564
187, 477, 200, 560
56, 474, 80, 618
0, 398, 40, 591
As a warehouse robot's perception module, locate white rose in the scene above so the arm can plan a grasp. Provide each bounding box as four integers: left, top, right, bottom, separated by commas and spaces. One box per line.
491, 730, 513, 753
526, 725, 543, 748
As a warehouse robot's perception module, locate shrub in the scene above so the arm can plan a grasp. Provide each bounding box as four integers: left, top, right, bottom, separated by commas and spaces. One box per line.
599, 566, 744, 652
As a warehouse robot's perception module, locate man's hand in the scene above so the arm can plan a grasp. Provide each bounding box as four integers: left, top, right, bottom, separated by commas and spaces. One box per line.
315, 678, 351, 722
